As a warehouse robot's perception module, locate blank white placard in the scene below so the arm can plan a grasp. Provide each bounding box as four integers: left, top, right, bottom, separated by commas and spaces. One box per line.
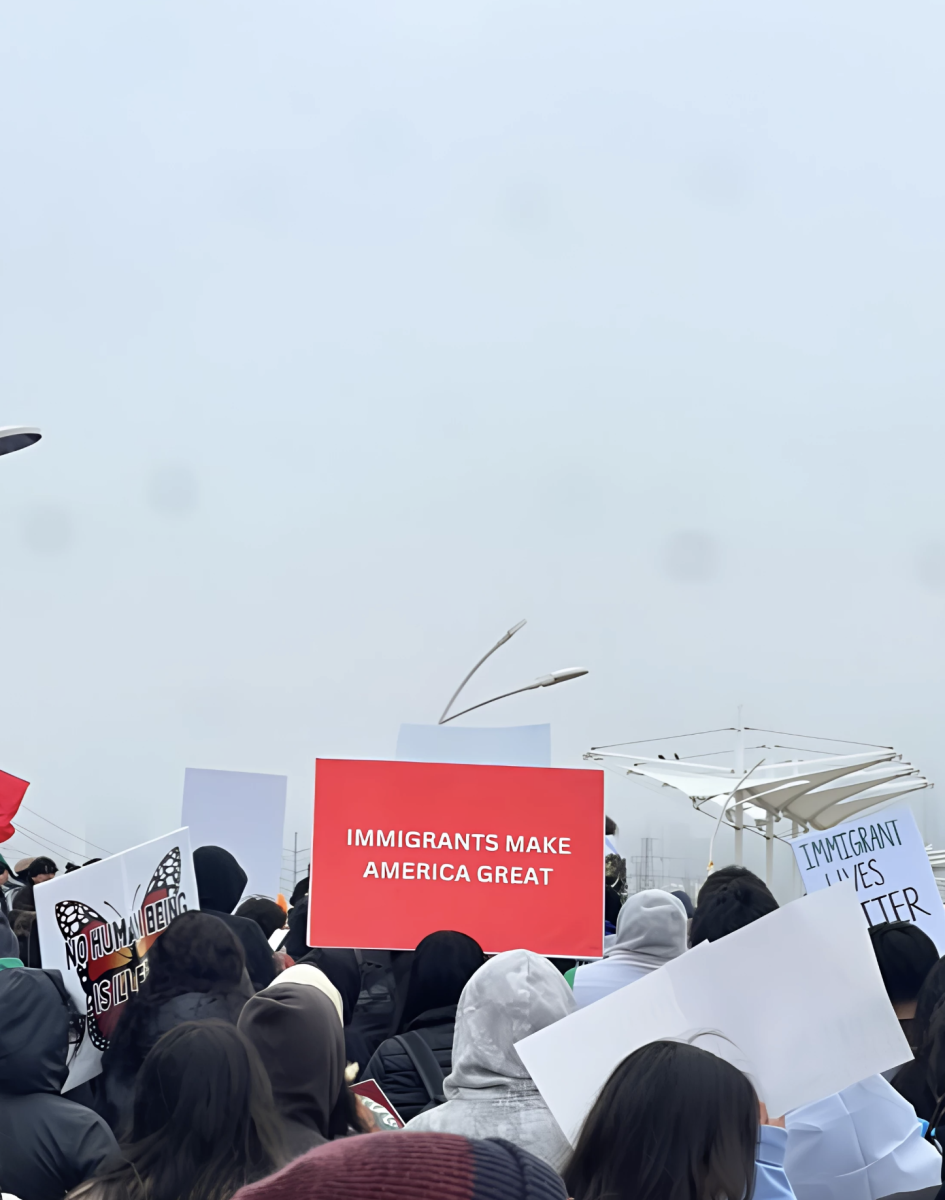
515, 883, 910, 1143
181, 767, 287, 901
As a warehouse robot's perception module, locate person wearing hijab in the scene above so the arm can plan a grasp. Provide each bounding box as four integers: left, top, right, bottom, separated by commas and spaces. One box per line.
0, 967, 119, 1200
362, 930, 485, 1122
100, 910, 254, 1135
297, 947, 373, 1076
238, 977, 352, 1160
572, 889, 688, 1009
193, 847, 276, 990
405, 949, 575, 1169
229, 1131, 567, 1200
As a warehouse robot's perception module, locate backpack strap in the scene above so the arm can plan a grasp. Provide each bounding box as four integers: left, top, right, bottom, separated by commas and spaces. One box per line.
393, 1031, 447, 1106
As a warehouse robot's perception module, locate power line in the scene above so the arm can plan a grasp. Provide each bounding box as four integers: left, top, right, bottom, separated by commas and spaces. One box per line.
18, 805, 113, 855
744, 728, 893, 750
14, 823, 93, 860
591, 728, 737, 751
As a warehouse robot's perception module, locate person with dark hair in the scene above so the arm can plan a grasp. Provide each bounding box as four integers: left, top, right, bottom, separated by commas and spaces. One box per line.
690, 879, 779, 946
193, 847, 277, 990
229, 1131, 567, 1200
892, 956, 945, 1120
21, 855, 58, 885
406, 950, 575, 1169
604, 885, 622, 929
289, 876, 309, 907
697, 864, 775, 905
783, 925, 942, 1200
564, 1040, 792, 1200
283, 893, 310, 960
238, 977, 355, 1158
100, 910, 254, 1135
11, 855, 59, 967
0, 967, 119, 1200
671, 889, 695, 919
362, 930, 485, 1122
868, 921, 938, 1030
70, 1021, 285, 1200
905, 988, 945, 1134
0, 850, 12, 916
573, 890, 688, 1009
236, 897, 288, 943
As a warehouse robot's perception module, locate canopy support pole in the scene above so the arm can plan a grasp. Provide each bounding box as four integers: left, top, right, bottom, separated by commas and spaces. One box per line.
765, 813, 774, 887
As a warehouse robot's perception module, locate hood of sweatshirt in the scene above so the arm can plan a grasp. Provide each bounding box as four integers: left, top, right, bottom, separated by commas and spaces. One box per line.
0, 967, 72, 1094
603, 889, 688, 969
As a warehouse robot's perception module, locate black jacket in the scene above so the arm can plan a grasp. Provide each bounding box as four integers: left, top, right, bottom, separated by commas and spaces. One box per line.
201, 909, 275, 991
192, 847, 276, 991
0, 967, 119, 1200
361, 1005, 457, 1123
101, 986, 250, 1136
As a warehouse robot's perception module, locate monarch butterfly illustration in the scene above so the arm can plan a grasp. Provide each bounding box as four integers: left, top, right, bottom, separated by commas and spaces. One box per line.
55, 848, 183, 1051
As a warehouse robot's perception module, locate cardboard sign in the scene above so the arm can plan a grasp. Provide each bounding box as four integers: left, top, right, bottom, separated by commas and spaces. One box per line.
789, 806, 945, 952
351, 1078, 405, 1129
181, 767, 287, 899
396, 724, 551, 767
515, 883, 911, 1143
308, 759, 603, 957
34, 828, 199, 1090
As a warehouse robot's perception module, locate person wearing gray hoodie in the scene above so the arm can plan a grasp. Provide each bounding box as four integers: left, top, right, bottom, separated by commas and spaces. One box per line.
404, 949, 575, 1170
571, 889, 688, 1010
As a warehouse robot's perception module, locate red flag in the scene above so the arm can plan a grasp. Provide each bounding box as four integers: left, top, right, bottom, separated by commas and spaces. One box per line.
0, 770, 30, 842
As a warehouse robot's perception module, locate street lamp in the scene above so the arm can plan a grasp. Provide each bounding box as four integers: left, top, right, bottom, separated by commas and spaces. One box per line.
438, 619, 588, 724
0, 427, 42, 457
439, 666, 589, 724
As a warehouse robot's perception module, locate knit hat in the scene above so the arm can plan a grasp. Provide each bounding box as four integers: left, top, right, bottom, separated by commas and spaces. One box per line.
230, 1132, 567, 1200
0, 851, 10, 874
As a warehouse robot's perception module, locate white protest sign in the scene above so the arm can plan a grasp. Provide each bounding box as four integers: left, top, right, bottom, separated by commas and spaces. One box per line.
789, 806, 945, 952
515, 883, 910, 1143
181, 767, 287, 899
34, 827, 199, 1091
396, 724, 551, 767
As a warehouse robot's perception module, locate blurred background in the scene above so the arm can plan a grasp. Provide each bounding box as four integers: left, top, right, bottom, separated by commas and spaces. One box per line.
1, 1, 943, 900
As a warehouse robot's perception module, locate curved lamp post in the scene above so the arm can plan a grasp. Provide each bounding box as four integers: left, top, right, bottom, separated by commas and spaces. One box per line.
438, 618, 588, 725
0, 427, 42, 457
439, 666, 589, 724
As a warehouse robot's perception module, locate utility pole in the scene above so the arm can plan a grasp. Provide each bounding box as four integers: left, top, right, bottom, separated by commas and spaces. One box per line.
293, 832, 298, 887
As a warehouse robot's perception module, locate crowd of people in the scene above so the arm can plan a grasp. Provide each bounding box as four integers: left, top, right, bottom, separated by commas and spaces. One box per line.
1, 846, 945, 1200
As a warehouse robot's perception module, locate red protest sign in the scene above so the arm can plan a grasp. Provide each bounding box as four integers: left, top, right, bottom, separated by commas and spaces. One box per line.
308, 759, 604, 958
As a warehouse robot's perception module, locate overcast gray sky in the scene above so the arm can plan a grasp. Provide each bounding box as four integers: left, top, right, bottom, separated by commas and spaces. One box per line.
2, 2, 943, 897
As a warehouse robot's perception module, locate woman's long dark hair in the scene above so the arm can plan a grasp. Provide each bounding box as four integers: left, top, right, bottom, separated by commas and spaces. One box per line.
563, 1041, 758, 1200
103, 911, 247, 1075
397, 930, 485, 1032
89, 1021, 285, 1200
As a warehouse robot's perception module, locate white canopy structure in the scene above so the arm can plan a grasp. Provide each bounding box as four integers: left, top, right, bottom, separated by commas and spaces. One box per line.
585, 721, 931, 887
